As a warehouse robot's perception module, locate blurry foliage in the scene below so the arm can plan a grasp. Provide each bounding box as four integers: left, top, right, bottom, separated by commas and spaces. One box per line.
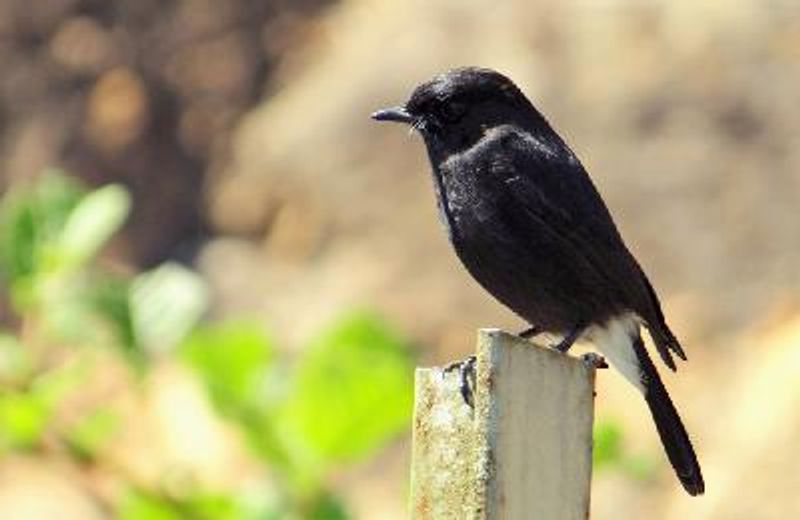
181, 321, 274, 419
279, 313, 414, 464
593, 418, 658, 483
0, 172, 415, 519
117, 487, 239, 520
593, 419, 623, 469
0, 171, 84, 284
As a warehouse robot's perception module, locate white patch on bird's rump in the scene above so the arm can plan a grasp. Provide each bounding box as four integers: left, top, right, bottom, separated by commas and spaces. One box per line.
582, 313, 645, 394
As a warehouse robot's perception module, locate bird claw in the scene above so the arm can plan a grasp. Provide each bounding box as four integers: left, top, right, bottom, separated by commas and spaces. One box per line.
581, 352, 608, 369
517, 326, 540, 339
443, 355, 477, 408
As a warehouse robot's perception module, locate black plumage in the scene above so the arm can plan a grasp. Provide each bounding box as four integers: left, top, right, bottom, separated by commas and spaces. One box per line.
372, 67, 703, 495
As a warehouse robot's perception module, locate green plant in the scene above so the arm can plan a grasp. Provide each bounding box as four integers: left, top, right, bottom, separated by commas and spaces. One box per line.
593, 417, 658, 483
0, 172, 416, 519
180, 311, 415, 514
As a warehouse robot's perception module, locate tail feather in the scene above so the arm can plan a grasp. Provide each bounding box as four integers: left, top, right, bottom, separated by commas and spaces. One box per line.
650, 327, 677, 371
648, 323, 680, 371
636, 265, 687, 369
632, 335, 705, 495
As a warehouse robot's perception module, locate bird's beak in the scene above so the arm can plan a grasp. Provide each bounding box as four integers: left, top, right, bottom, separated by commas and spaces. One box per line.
371, 106, 415, 124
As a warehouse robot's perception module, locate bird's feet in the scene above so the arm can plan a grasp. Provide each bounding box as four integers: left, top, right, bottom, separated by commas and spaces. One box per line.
520, 323, 585, 354
581, 352, 608, 369
551, 321, 586, 353
517, 326, 540, 340
552, 336, 574, 353
443, 355, 477, 408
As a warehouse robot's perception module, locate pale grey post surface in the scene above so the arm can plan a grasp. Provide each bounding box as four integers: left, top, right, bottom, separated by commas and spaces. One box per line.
410, 329, 597, 520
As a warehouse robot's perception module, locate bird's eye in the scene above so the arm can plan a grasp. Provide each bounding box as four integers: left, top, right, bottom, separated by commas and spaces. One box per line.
440, 101, 466, 123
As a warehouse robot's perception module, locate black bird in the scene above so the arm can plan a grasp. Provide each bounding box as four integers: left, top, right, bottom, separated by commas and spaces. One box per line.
372, 67, 704, 496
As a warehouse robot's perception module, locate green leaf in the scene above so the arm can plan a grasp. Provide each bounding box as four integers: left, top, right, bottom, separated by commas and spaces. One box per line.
593, 419, 623, 469
130, 263, 209, 354
37, 277, 103, 344
181, 321, 273, 415
0, 393, 48, 449
0, 171, 83, 284
181, 491, 239, 520
280, 311, 414, 465
0, 360, 87, 450
593, 418, 659, 481
54, 183, 130, 270
89, 275, 137, 352
117, 487, 240, 520
117, 489, 182, 520
31, 357, 89, 411
306, 491, 350, 520
64, 408, 118, 461
180, 321, 294, 470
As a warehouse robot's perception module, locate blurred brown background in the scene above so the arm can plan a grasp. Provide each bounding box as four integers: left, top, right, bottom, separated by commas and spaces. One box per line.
1, 0, 800, 518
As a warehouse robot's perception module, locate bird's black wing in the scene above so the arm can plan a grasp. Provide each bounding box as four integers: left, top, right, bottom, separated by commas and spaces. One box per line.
486, 127, 683, 368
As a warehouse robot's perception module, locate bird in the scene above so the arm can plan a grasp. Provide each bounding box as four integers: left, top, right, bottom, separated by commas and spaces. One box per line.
371, 66, 704, 496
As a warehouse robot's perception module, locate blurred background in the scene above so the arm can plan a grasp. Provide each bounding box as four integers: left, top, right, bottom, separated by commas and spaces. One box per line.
1, 0, 799, 518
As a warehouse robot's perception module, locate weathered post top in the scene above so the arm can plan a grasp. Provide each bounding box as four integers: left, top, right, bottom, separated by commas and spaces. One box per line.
410, 329, 597, 520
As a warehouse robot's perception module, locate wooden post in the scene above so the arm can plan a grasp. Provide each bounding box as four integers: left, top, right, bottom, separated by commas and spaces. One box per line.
410, 329, 597, 519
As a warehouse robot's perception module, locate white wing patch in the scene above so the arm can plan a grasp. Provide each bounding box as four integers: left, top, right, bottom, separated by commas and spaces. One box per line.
583, 313, 645, 394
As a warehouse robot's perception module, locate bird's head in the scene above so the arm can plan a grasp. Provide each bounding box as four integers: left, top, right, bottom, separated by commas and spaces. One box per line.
372, 67, 540, 156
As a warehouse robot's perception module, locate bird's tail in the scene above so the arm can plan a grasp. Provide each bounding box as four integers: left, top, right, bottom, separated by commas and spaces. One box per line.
632, 335, 705, 496
636, 268, 687, 369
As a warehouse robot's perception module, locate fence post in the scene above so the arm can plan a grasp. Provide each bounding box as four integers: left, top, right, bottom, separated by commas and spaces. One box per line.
410, 328, 597, 519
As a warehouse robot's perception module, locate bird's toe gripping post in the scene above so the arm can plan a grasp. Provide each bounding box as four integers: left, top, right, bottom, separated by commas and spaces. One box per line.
443, 355, 478, 408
